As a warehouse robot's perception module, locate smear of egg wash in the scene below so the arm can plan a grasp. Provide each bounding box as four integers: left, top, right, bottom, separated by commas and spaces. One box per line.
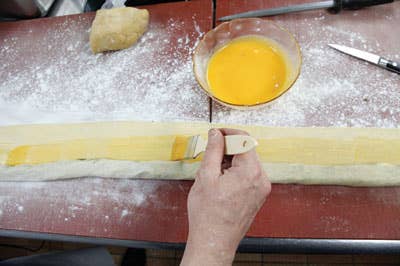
207, 35, 290, 106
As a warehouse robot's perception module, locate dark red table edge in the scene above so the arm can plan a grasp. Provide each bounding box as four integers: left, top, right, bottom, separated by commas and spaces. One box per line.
1, 229, 400, 254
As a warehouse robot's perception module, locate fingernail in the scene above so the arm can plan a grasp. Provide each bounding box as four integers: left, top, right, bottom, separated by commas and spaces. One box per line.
208, 128, 218, 138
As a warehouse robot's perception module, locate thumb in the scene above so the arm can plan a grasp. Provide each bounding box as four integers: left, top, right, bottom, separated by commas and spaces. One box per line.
198, 128, 224, 179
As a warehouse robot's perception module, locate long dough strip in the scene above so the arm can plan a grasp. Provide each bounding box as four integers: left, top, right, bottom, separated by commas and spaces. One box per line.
0, 121, 399, 186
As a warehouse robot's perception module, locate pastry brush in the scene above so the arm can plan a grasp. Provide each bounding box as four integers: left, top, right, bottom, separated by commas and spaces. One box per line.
171, 135, 258, 161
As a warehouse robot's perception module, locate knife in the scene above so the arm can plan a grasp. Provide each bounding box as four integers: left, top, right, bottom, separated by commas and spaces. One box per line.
219, 0, 397, 21
328, 44, 400, 74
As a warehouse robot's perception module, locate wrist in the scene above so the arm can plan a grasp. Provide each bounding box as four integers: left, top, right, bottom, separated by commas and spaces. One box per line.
180, 234, 236, 266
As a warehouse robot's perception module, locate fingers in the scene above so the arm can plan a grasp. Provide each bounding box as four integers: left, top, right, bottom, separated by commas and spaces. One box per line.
219, 128, 259, 168
219, 128, 249, 136
197, 128, 225, 180
231, 149, 259, 168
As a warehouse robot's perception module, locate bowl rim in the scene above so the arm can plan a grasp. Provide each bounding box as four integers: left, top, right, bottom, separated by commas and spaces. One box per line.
192, 18, 302, 108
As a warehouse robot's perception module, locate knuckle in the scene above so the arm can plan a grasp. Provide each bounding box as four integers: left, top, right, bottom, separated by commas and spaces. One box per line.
251, 164, 263, 178
261, 178, 272, 196
265, 181, 272, 194
188, 183, 198, 196
189, 181, 204, 197
205, 143, 216, 153
236, 129, 250, 136
242, 130, 250, 136
196, 168, 208, 179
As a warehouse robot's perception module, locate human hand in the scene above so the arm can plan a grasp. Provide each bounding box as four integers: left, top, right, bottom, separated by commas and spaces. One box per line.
180, 128, 271, 266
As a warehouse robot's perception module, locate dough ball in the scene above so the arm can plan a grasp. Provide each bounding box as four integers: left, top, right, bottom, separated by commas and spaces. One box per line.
89, 7, 149, 54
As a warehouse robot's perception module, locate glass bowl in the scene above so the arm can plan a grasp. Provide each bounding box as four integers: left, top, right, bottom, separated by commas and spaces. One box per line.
192, 18, 302, 109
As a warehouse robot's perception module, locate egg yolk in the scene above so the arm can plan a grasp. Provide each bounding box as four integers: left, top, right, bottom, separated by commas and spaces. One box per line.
207, 36, 289, 106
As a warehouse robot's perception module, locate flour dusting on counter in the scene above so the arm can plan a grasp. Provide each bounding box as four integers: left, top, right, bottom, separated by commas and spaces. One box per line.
0, 178, 162, 231
213, 8, 400, 127
0, 16, 208, 125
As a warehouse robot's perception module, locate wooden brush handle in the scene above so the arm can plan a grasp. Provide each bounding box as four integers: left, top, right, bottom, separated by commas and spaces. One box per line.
224, 135, 258, 155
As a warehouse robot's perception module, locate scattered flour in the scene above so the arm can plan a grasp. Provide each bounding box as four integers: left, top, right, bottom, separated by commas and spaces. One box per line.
0, 178, 161, 228
121, 209, 129, 218
0, 15, 204, 225
0, 16, 207, 126
1, 9, 399, 128
320, 215, 351, 233
213, 8, 400, 127
0, 6, 399, 231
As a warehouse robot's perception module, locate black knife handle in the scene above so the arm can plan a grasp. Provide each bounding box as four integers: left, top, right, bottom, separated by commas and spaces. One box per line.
330, 0, 394, 13
384, 59, 400, 74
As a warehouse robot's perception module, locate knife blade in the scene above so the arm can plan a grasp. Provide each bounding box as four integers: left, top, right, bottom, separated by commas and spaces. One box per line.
328, 44, 400, 74
219, 0, 396, 21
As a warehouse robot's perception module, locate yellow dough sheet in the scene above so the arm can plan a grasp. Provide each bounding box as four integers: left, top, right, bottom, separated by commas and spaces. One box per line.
1, 121, 399, 167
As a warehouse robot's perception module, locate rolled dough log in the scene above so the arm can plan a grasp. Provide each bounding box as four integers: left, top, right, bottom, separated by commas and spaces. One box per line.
0, 121, 399, 186
89, 7, 149, 54
1, 160, 399, 187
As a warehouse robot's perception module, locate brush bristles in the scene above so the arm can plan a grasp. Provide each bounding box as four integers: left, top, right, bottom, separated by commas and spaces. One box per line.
170, 136, 190, 161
